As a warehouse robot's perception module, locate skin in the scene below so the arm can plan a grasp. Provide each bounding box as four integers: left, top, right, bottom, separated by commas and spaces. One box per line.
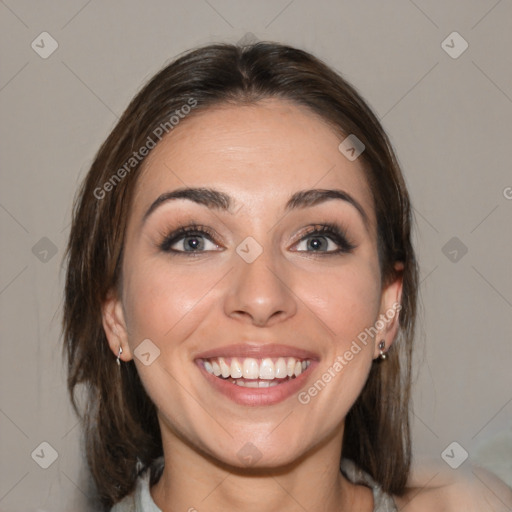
101, 99, 511, 511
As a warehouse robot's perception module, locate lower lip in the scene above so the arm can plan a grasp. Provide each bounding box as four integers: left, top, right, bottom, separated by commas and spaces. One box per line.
197, 362, 317, 406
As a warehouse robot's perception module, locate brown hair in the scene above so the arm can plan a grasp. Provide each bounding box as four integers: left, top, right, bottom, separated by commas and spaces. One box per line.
63, 42, 418, 509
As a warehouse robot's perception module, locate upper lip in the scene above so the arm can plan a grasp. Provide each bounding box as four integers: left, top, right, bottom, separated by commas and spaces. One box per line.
194, 343, 319, 360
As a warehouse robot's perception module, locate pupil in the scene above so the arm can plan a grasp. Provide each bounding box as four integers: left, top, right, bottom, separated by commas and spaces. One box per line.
309, 237, 324, 251
187, 237, 202, 250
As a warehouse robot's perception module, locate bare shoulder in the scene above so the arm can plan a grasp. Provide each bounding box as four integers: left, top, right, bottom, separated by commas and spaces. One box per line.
393, 464, 512, 512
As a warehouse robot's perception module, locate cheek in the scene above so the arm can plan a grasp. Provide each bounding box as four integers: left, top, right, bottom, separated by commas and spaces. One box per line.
301, 262, 382, 346
122, 258, 215, 344
292, 265, 381, 430
120, 259, 220, 425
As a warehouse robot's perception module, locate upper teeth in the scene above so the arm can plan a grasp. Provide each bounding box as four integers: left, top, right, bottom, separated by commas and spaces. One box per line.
203, 357, 311, 380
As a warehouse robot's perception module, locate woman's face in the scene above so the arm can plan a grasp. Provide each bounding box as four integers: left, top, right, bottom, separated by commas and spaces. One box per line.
104, 99, 402, 467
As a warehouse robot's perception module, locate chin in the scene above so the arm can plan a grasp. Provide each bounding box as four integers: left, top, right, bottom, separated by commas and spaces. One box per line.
195, 427, 322, 472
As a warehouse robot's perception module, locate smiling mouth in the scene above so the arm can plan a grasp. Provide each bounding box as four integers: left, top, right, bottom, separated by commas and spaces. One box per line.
199, 356, 312, 387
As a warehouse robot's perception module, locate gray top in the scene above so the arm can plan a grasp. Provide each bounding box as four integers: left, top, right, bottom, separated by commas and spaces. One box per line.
111, 458, 397, 512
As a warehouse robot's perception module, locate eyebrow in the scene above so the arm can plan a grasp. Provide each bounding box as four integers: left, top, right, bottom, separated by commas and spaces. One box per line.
142, 187, 232, 223
286, 189, 369, 227
142, 187, 369, 227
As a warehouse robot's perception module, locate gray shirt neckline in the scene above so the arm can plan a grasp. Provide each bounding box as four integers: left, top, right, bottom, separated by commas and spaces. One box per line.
111, 458, 398, 512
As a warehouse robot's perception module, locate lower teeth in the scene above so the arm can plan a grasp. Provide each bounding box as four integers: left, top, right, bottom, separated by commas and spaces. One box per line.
226, 377, 293, 388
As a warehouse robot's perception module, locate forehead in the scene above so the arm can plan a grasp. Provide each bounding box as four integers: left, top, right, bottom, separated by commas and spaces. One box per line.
133, 99, 375, 223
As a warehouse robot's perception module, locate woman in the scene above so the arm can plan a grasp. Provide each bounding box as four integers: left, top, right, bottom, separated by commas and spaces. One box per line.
63, 42, 510, 511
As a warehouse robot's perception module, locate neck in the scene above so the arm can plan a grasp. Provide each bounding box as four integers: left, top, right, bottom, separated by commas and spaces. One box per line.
151, 424, 372, 512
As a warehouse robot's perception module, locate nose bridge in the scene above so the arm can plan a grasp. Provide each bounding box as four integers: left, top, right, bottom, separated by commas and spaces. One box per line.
224, 239, 297, 326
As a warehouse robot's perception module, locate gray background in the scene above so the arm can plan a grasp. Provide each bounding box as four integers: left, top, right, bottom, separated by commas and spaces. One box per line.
0, 1, 511, 510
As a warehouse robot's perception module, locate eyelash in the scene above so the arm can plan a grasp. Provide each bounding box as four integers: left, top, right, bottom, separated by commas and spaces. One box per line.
158, 223, 356, 256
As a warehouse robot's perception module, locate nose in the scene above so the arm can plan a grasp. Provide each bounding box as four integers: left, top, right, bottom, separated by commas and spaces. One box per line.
223, 247, 297, 327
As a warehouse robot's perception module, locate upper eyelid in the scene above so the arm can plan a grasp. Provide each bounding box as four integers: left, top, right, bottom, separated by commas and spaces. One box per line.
162, 224, 348, 240
290, 223, 352, 242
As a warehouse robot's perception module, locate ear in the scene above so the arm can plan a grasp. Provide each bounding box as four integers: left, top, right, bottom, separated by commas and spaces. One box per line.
102, 290, 133, 362
373, 262, 404, 359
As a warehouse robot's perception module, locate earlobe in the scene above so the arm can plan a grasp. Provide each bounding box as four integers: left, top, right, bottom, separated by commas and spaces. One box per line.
101, 291, 133, 362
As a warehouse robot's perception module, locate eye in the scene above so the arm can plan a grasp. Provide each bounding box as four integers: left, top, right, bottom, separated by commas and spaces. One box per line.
295, 236, 338, 252
159, 225, 222, 254
171, 234, 218, 252
292, 224, 355, 254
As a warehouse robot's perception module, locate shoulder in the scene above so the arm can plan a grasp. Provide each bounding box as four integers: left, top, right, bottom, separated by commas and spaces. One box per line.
110, 493, 136, 512
110, 496, 135, 512
109, 463, 161, 512
394, 464, 512, 512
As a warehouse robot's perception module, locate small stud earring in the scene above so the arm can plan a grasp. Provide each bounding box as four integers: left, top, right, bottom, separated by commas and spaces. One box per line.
378, 340, 387, 360
116, 346, 123, 366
